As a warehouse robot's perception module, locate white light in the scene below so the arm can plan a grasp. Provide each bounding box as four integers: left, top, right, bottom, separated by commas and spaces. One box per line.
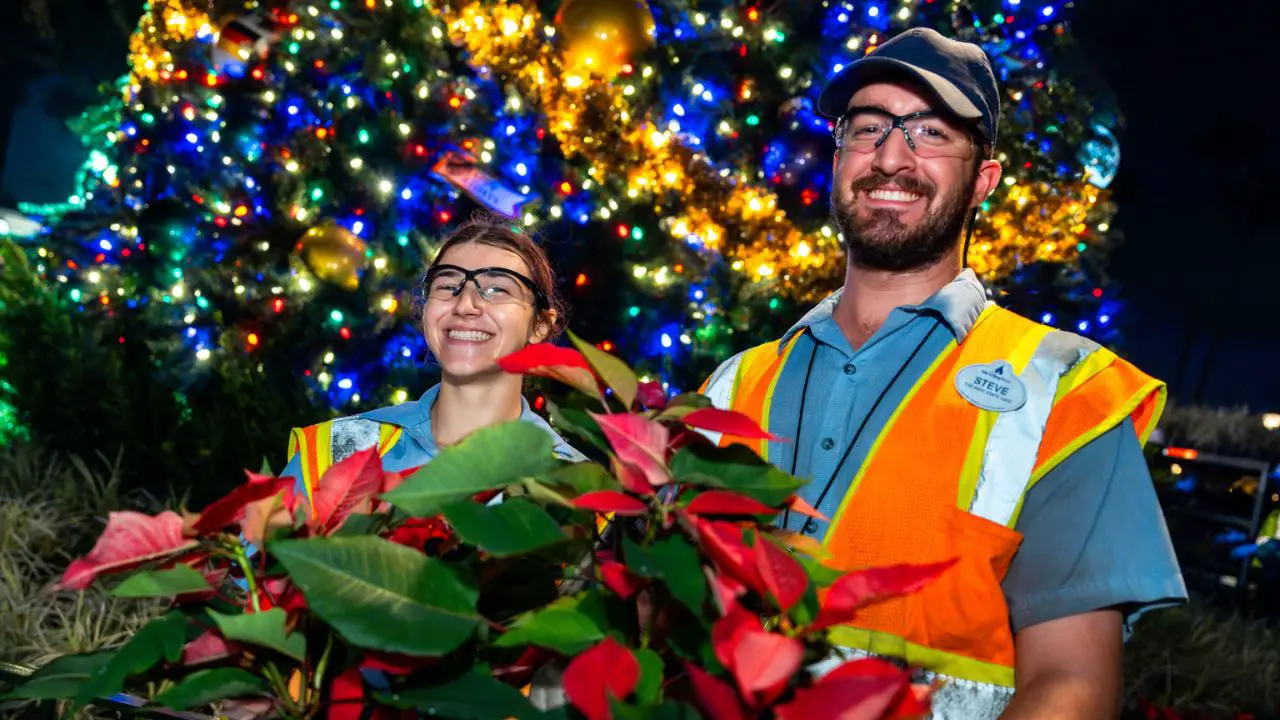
350, 158, 363, 170
352, 221, 365, 235
338, 378, 353, 390
378, 179, 394, 194
1264, 413, 1280, 431
401, 188, 413, 200
196, 348, 212, 361
661, 333, 673, 349
516, 163, 528, 176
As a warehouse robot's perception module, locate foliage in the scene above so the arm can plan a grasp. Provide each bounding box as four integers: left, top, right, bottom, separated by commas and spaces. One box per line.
5, 341, 953, 718
1155, 402, 1280, 462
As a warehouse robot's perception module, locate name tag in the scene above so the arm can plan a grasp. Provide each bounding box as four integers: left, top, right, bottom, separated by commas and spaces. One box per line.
955, 360, 1027, 413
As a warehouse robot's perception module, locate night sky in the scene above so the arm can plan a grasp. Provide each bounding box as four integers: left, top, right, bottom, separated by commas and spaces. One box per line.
1074, 0, 1280, 410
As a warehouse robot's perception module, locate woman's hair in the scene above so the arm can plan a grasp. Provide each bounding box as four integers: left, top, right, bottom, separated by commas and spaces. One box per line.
424, 211, 568, 337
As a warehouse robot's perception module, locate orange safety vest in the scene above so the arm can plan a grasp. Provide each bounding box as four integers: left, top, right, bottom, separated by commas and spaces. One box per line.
702, 304, 1165, 716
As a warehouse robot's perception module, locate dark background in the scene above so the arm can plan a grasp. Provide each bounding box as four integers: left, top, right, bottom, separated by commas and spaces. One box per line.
3, 0, 1277, 410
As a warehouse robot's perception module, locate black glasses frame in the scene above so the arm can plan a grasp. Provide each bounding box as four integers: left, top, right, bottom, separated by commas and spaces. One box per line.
424, 264, 550, 310
834, 106, 978, 157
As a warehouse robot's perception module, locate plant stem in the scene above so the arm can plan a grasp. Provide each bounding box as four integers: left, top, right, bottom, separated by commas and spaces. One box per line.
262, 661, 300, 717
313, 631, 334, 693
232, 543, 261, 612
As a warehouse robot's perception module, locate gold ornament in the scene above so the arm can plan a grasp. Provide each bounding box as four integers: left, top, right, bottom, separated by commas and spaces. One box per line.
295, 222, 369, 291
554, 0, 655, 77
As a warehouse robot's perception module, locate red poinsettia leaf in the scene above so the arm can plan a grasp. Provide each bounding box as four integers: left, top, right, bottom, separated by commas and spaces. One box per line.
813, 559, 958, 631
175, 565, 228, 604
775, 658, 911, 720
681, 407, 780, 441
191, 476, 291, 535
686, 490, 778, 516
754, 537, 809, 611
691, 518, 766, 594
684, 663, 747, 720
386, 516, 452, 550
591, 412, 671, 490
636, 380, 668, 410
492, 646, 551, 688
614, 458, 657, 497
598, 560, 647, 599
563, 637, 640, 720
310, 447, 385, 536
360, 650, 435, 675
784, 494, 828, 521
706, 568, 748, 616
711, 603, 760, 670
181, 629, 242, 665
571, 490, 649, 515
242, 491, 291, 549
887, 684, 934, 719
728, 629, 803, 703
57, 511, 198, 590
328, 666, 365, 720
497, 343, 603, 400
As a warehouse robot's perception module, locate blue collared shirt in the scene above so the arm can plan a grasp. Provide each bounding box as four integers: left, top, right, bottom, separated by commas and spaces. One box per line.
757, 270, 1186, 633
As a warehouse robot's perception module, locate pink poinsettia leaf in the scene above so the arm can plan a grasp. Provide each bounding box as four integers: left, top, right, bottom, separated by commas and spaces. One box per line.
691, 518, 766, 594
571, 490, 649, 515
813, 559, 958, 631
774, 658, 911, 720
888, 685, 935, 719
219, 699, 275, 720
241, 491, 291, 550
754, 537, 809, 611
591, 412, 671, 490
706, 568, 748, 616
309, 447, 385, 536
686, 490, 778, 516
681, 408, 780, 441
784, 494, 828, 521
181, 629, 243, 665
614, 459, 657, 497
497, 343, 602, 400
563, 637, 640, 720
684, 663, 747, 720
636, 381, 668, 410
192, 476, 294, 535
729, 629, 803, 704
57, 511, 198, 590
598, 560, 647, 599
711, 603, 760, 670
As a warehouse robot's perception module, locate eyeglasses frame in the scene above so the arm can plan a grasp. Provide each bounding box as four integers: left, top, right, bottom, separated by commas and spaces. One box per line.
424, 264, 550, 310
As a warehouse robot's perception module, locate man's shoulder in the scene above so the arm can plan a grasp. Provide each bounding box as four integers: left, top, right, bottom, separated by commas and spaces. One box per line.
700, 336, 790, 402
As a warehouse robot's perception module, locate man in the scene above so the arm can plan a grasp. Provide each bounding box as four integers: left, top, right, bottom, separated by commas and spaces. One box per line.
701, 28, 1186, 719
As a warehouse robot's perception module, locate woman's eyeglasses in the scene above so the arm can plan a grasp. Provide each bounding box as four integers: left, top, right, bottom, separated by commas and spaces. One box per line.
424, 264, 549, 309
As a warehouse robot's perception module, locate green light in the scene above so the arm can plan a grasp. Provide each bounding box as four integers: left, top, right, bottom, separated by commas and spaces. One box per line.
994, 13, 1005, 23
397, 234, 409, 246
402, 63, 412, 73
746, 114, 760, 126
768, 298, 780, 310
773, 31, 785, 42
196, 296, 210, 309
330, 0, 341, 7
140, 113, 155, 124
980, 201, 991, 213
310, 187, 324, 201
1045, 124, 1060, 133
162, 295, 172, 303
1077, 243, 1087, 252
69, 289, 82, 302
628, 306, 640, 317
288, 42, 300, 55
172, 269, 183, 279
207, 95, 222, 108
358, 129, 371, 144
631, 227, 644, 240
330, 309, 344, 323
412, 0, 423, 7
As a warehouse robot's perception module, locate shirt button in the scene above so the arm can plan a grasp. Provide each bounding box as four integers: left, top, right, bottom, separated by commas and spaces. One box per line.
843, 363, 857, 376
821, 437, 835, 450
804, 519, 820, 534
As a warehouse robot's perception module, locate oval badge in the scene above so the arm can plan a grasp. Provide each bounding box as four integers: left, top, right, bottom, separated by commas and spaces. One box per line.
954, 360, 1027, 413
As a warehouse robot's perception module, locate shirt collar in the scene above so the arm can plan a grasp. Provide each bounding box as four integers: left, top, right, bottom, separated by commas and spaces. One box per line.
778, 269, 990, 352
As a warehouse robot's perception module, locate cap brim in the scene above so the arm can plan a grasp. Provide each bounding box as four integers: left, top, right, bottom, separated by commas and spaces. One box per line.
817, 57, 983, 122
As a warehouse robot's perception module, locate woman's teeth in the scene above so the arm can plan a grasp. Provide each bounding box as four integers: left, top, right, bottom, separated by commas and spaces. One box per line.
868, 189, 921, 202
448, 330, 493, 342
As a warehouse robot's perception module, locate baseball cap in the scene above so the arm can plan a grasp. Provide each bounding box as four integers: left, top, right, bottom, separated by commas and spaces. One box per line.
817, 27, 1000, 143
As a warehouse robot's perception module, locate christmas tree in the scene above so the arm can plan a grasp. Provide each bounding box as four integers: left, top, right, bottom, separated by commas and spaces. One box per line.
4, 0, 1122, 467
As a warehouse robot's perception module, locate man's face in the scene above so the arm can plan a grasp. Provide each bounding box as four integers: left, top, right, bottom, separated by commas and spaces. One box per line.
830, 79, 1000, 272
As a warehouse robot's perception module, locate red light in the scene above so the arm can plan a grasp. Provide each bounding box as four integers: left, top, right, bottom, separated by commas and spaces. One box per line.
304, 369, 312, 376
316, 128, 329, 139
536, 128, 546, 140
448, 97, 462, 109
247, 333, 260, 347
558, 181, 573, 195
414, 144, 427, 157
674, 264, 684, 274
801, 187, 819, 206
738, 45, 748, 58
234, 205, 249, 217
1165, 447, 1200, 461
251, 68, 264, 80
747, 7, 760, 21
600, 341, 615, 352
287, 12, 298, 23
1092, 288, 1103, 298
534, 395, 546, 411
176, 69, 189, 80
67, 260, 78, 269
118, 336, 125, 344
95, 253, 106, 263
205, 73, 218, 87
339, 327, 352, 340
314, 59, 325, 69
272, 298, 285, 313
621, 64, 634, 75
100, 296, 109, 306
121, 248, 132, 257
575, 273, 588, 287
616, 224, 629, 238
353, 207, 365, 216
1006, 14, 1015, 23
214, 217, 227, 227
140, 139, 150, 147
159, 70, 171, 81
438, 210, 453, 223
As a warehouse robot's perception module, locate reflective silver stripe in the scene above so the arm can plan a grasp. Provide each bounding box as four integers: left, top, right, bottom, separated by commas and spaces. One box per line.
697, 351, 746, 445
330, 417, 381, 465
810, 647, 1013, 719
968, 331, 1101, 526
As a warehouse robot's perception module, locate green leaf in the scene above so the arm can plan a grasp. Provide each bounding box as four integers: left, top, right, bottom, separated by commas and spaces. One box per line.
670, 444, 805, 506
624, 537, 707, 614
383, 421, 562, 516
547, 402, 611, 455
610, 698, 701, 719
569, 331, 638, 408
443, 498, 566, 558
656, 393, 713, 422
110, 565, 211, 598
152, 668, 266, 710
542, 462, 617, 495
259, 457, 275, 476
2, 652, 114, 700
74, 612, 189, 709
495, 590, 608, 655
329, 512, 385, 537
796, 555, 844, 587
377, 667, 544, 719
272, 536, 480, 656
207, 608, 306, 662
633, 648, 664, 704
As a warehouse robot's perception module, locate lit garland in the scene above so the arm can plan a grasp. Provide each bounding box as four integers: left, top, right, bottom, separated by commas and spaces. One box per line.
968, 179, 1111, 281
126, 0, 213, 87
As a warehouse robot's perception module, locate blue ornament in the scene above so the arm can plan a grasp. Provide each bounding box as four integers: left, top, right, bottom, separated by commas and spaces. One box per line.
1079, 124, 1120, 189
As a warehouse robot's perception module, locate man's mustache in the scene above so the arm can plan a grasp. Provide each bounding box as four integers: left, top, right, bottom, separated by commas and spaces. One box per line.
847, 171, 936, 198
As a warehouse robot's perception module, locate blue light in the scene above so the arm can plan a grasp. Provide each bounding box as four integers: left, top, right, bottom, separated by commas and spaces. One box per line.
186, 132, 199, 144
352, 220, 365, 235
661, 333, 673, 349
1077, 320, 1090, 332
1041, 313, 1054, 324
832, 63, 845, 73
342, 84, 352, 94
577, 213, 589, 224
287, 104, 299, 115
1041, 5, 1055, 17
694, 289, 704, 300
187, 328, 197, 338
1099, 314, 1111, 325
867, 6, 880, 17
338, 378, 353, 390
1015, 30, 1026, 40
99, 239, 112, 251
505, 124, 516, 136
1009, 0, 1021, 5
245, 178, 256, 189
402, 347, 412, 357
838, 12, 849, 22
516, 163, 528, 176
673, 104, 685, 117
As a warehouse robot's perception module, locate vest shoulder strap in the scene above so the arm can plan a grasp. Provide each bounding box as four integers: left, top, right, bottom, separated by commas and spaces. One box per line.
287, 417, 404, 499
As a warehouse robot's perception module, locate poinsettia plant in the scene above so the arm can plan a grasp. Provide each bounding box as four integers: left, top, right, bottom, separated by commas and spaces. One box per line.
5, 333, 955, 719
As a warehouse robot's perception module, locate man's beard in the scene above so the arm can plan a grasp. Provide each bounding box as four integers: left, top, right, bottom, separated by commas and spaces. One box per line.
831, 170, 976, 272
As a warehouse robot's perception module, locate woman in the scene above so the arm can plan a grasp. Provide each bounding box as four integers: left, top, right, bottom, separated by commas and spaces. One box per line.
279, 213, 585, 499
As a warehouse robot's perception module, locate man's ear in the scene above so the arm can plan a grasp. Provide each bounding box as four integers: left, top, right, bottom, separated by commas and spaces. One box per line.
971, 158, 1003, 209
529, 310, 557, 345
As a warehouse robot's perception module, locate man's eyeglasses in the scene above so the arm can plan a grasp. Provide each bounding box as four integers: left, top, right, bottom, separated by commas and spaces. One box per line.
834, 107, 977, 159
424, 265, 549, 309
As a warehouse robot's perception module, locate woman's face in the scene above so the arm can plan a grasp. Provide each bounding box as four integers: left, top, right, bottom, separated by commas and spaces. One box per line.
422, 241, 551, 383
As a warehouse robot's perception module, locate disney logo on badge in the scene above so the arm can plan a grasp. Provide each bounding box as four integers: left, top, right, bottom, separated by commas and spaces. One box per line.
954, 360, 1027, 413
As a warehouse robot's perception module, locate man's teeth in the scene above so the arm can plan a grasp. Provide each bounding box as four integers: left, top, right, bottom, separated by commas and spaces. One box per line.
868, 189, 921, 202
448, 330, 493, 341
